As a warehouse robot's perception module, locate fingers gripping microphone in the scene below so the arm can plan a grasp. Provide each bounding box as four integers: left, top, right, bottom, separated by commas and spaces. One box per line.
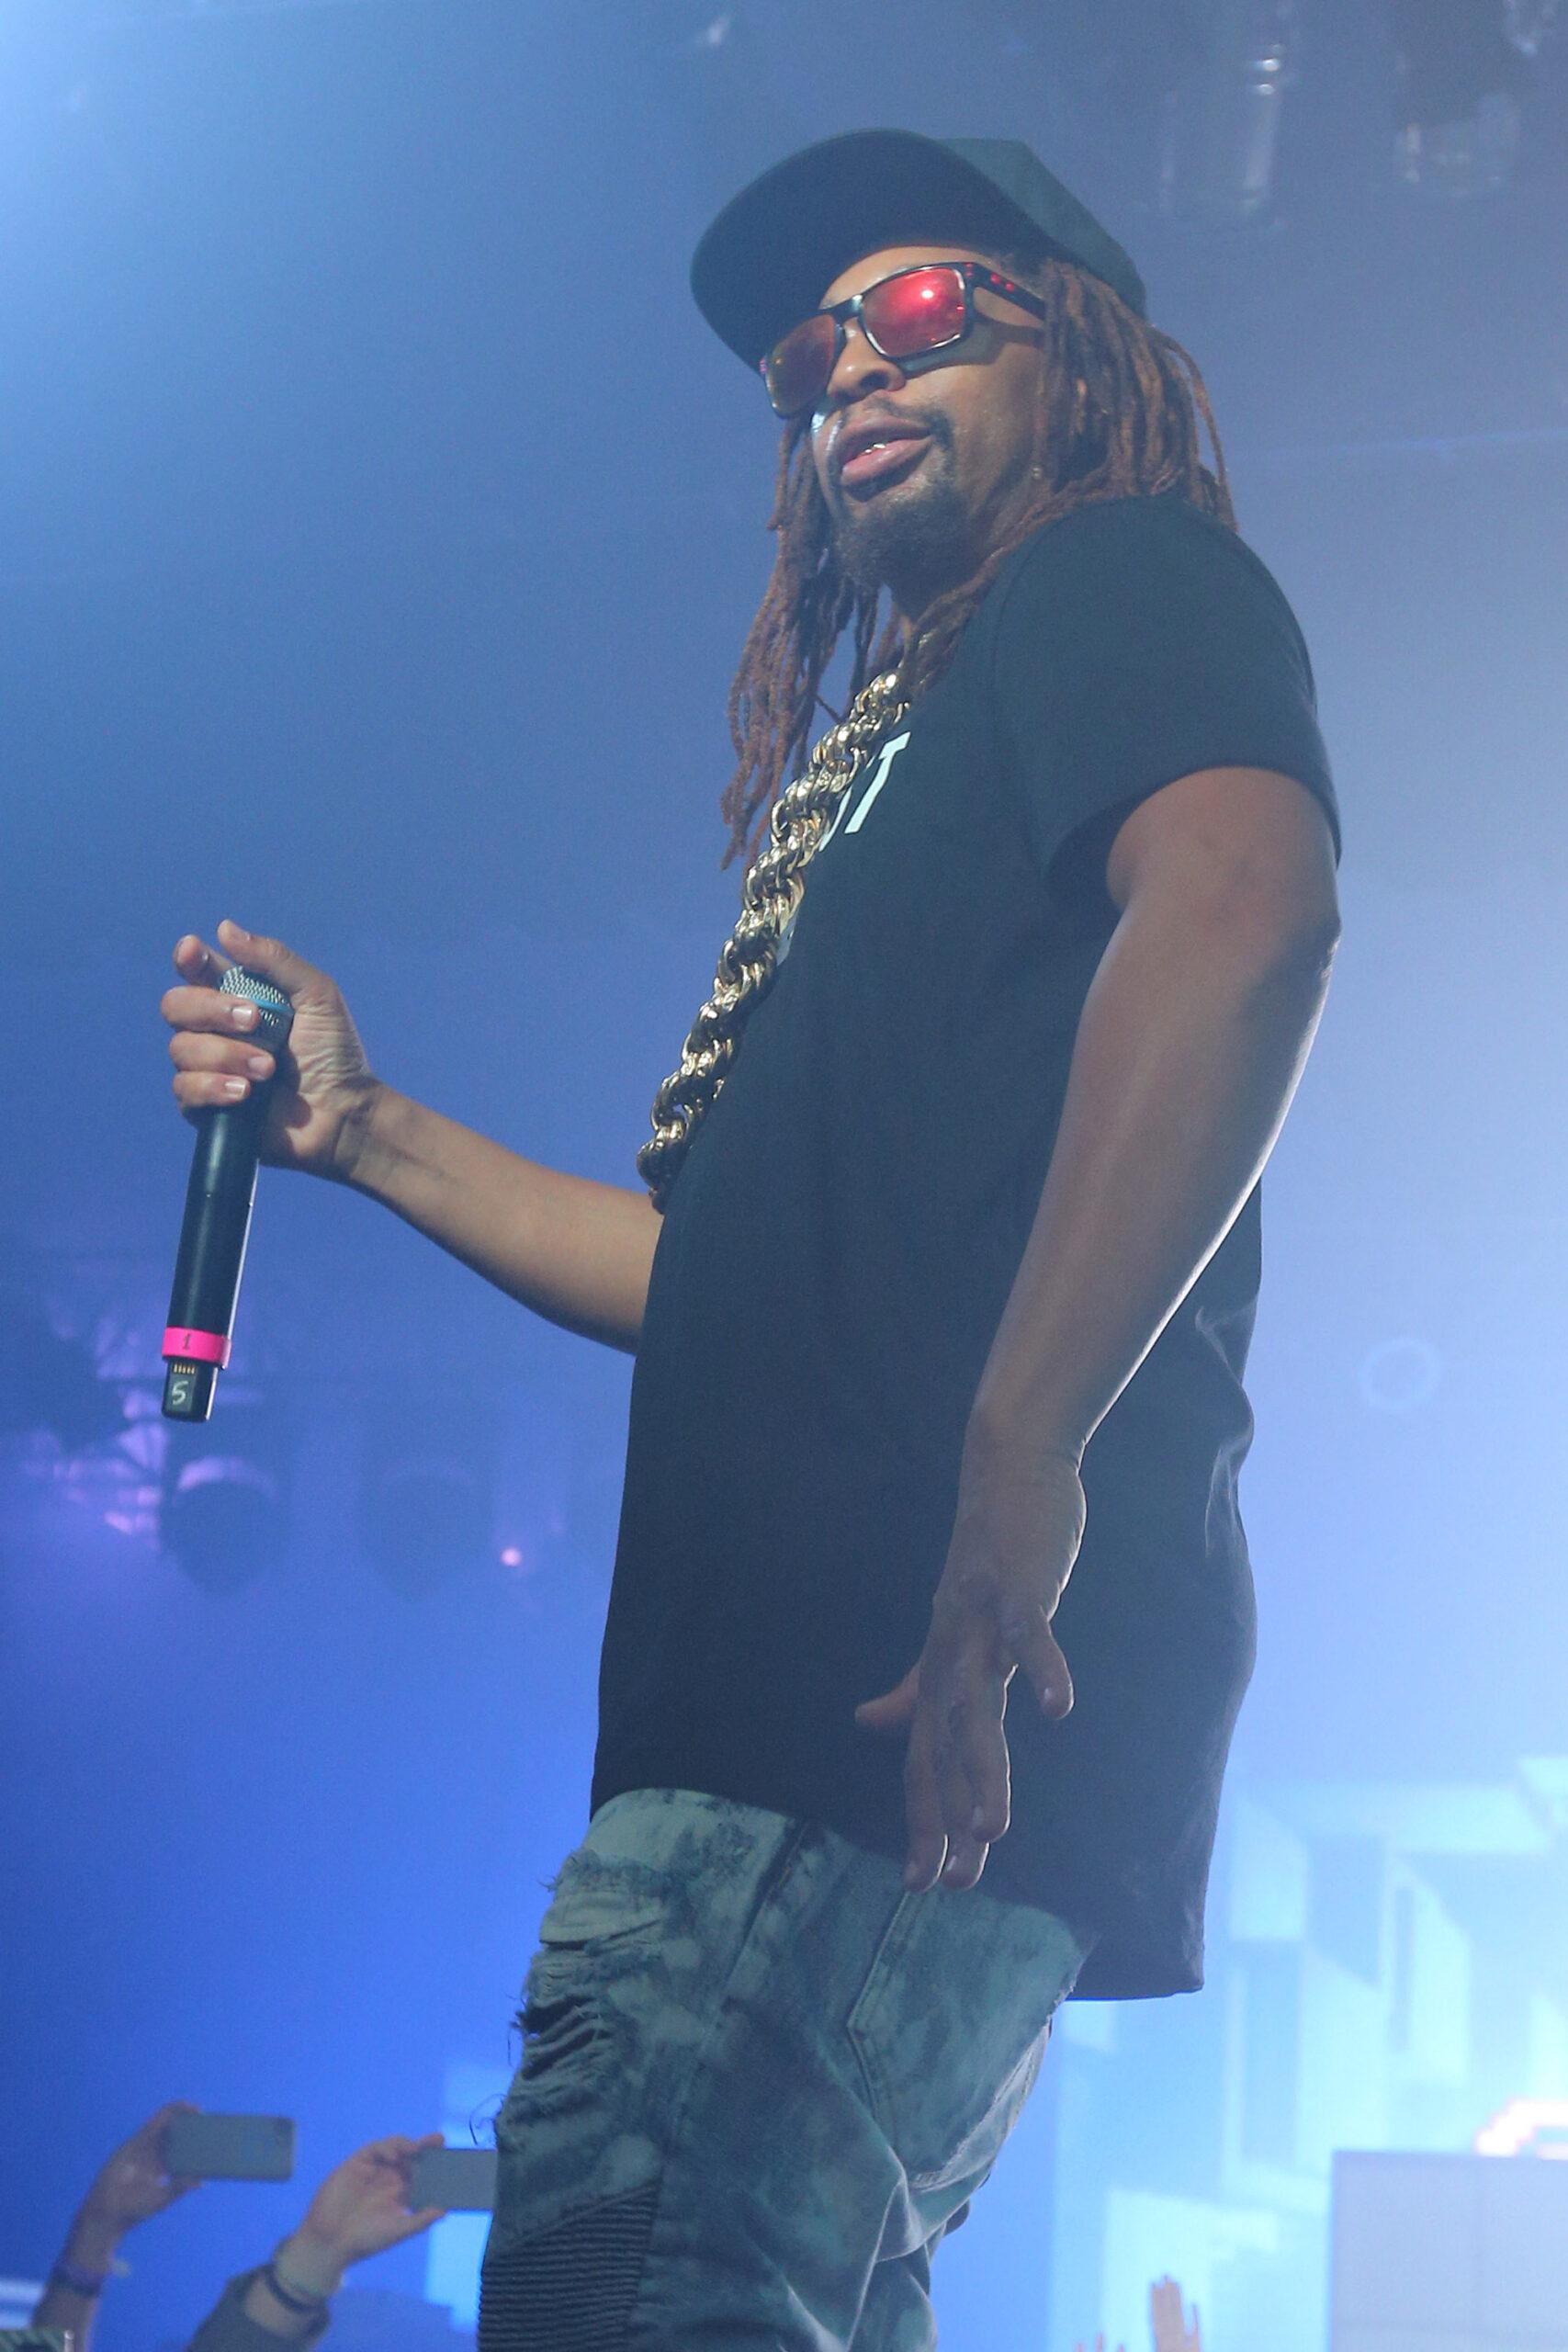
162, 967, 294, 1422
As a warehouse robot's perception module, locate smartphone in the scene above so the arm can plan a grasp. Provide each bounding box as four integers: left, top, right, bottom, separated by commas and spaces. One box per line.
164, 2110, 296, 2181
409, 2145, 497, 2211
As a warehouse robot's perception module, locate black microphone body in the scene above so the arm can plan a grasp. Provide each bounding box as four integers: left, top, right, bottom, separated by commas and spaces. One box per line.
162, 967, 294, 1421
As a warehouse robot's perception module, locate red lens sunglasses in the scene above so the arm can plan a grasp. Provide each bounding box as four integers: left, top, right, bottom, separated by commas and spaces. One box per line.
761, 260, 1050, 420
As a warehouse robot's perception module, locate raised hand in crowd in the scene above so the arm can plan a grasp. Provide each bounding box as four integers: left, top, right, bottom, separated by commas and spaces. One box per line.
30, 2100, 201, 2348
1149, 2276, 1202, 2352
186, 2132, 446, 2346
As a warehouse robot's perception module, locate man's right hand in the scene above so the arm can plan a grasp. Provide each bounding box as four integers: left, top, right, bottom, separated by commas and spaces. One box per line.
160, 917, 658, 1351
162, 919, 379, 1182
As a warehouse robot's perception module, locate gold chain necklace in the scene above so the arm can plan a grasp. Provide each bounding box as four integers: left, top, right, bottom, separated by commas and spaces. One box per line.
637, 670, 910, 1210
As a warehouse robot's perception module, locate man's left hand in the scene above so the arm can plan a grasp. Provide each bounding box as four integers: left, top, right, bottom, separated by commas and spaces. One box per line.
855, 1442, 1082, 1892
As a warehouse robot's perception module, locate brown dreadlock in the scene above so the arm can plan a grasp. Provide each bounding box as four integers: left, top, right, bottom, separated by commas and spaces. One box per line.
637, 253, 1235, 1205
720, 252, 1235, 868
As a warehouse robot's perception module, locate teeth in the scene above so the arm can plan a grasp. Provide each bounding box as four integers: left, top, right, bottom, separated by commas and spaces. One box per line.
843, 435, 913, 469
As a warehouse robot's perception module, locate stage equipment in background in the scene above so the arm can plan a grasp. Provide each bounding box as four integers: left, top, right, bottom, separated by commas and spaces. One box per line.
1392, 0, 1561, 196
1333, 2150, 1568, 2347
160, 1386, 292, 1592
1158, 0, 1300, 224
357, 1385, 498, 1600
1357, 1332, 1444, 1413
0, 1288, 125, 1451
162, 967, 293, 1424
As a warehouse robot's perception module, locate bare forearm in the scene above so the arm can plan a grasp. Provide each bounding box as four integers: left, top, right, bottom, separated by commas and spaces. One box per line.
971, 893, 1335, 1461
234, 2227, 344, 2339
341, 1085, 660, 1351
31, 2283, 100, 2346
31, 2209, 119, 2344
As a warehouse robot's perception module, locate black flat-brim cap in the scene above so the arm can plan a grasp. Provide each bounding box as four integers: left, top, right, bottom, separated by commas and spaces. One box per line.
692, 129, 1147, 376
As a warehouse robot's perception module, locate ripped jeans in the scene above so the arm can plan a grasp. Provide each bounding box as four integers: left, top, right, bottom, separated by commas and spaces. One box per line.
477, 1788, 1089, 2352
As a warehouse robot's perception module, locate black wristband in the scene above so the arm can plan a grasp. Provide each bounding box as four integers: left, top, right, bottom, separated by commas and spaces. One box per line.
49, 2257, 108, 2297
264, 2258, 331, 2316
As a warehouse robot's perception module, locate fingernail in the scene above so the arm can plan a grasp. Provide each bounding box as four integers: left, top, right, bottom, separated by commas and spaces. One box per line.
246, 1053, 272, 1076
231, 1001, 256, 1027
223, 1079, 248, 1097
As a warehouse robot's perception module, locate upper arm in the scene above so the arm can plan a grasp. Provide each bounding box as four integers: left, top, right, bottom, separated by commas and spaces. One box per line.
1105, 764, 1341, 947
987, 499, 1341, 911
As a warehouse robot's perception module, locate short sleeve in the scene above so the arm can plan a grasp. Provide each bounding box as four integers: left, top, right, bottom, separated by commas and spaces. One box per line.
986, 495, 1340, 899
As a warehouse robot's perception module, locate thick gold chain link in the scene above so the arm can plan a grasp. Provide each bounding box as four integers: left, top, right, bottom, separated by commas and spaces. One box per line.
637, 670, 910, 1209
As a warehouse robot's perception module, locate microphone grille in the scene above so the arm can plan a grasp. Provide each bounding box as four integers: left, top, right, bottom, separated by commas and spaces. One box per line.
219, 963, 293, 1044
219, 965, 290, 1011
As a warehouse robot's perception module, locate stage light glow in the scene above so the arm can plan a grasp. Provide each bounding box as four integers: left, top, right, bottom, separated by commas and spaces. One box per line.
1475, 2096, 1568, 2155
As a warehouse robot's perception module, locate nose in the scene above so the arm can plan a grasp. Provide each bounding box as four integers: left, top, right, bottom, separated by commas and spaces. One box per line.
822, 316, 907, 412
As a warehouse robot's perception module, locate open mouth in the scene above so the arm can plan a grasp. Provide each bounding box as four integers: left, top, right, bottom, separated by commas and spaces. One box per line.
838, 431, 932, 493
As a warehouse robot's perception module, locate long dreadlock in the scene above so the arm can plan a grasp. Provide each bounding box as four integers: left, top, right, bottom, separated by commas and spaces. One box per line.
637, 253, 1235, 1206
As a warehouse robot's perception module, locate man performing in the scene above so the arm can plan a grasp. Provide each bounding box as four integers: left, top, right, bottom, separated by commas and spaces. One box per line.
161, 132, 1340, 2350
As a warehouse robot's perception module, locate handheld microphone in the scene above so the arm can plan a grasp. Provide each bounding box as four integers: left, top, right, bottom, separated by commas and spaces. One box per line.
162, 967, 294, 1422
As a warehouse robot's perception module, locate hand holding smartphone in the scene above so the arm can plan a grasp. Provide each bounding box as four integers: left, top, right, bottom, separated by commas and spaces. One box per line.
164, 2111, 296, 2182
408, 2145, 497, 2211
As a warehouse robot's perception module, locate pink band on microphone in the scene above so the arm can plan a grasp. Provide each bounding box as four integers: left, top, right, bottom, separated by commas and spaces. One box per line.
163, 1327, 231, 1368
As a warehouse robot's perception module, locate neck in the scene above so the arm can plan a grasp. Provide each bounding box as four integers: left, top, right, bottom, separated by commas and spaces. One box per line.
882, 467, 1045, 632
885, 544, 973, 634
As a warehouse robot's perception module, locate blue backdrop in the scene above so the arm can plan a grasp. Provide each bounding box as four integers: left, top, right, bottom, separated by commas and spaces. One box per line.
4, 5, 1566, 2345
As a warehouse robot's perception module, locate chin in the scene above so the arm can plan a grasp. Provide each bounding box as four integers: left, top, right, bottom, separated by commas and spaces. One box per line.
833, 471, 969, 600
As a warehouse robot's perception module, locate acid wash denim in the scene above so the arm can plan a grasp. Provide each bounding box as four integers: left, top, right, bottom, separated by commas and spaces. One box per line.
478, 1788, 1089, 2352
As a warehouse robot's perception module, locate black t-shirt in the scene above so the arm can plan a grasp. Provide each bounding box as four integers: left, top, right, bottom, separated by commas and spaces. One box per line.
592, 492, 1339, 1999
